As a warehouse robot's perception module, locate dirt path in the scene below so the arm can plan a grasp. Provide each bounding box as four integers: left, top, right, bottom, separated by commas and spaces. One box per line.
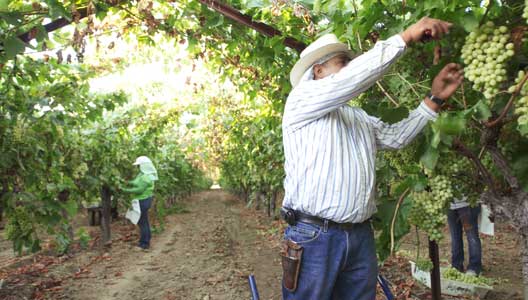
58, 190, 282, 300
0, 189, 525, 300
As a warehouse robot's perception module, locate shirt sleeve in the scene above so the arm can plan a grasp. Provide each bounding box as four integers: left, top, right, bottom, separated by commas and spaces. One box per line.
283, 35, 407, 132
367, 101, 438, 150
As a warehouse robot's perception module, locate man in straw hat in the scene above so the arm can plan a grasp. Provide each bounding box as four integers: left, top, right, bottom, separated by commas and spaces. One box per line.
280, 17, 463, 299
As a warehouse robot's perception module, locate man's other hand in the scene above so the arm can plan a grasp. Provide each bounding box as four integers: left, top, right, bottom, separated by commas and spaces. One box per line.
432, 63, 464, 101
401, 17, 452, 45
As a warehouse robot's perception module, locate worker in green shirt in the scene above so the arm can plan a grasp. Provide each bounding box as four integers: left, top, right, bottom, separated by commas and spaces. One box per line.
123, 156, 158, 250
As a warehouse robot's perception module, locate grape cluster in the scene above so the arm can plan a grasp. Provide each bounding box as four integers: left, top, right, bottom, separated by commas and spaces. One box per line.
409, 174, 454, 241
72, 162, 89, 179
442, 267, 495, 286
5, 207, 35, 241
438, 156, 481, 205
12, 120, 26, 143
409, 190, 447, 241
461, 22, 514, 99
415, 258, 433, 272
438, 158, 471, 176
510, 71, 528, 127
481, 151, 494, 172
430, 175, 454, 203
383, 142, 418, 177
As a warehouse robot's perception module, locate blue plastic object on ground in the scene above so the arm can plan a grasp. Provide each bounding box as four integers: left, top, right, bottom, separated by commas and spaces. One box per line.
248, 274, 260, 300
378, 274, 395, 300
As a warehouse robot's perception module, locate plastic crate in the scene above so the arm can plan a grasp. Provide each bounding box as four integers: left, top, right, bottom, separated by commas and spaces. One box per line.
409, 261, 493, 298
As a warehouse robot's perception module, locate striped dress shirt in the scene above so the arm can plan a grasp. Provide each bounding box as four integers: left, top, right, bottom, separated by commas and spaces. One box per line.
282, 35, 438, 223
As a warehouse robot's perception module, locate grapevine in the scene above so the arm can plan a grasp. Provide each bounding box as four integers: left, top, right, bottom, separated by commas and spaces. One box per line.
461, 22, 515, 99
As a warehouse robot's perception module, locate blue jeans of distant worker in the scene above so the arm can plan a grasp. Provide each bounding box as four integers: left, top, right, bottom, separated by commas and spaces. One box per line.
447, 205, 482, 274
282, 221, 378, 300
138, 197, 152, 249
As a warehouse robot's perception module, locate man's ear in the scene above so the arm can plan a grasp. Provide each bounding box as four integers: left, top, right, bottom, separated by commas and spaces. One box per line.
313, 64, 323, 80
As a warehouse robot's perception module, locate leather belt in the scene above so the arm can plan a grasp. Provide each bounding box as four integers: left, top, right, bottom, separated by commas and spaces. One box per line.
281, 208, 367, 231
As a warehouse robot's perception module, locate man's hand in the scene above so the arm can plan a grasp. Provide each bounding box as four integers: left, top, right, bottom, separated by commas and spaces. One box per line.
425, 63, 464, 112
432, 63, 464, 100
401, 17, 452, 45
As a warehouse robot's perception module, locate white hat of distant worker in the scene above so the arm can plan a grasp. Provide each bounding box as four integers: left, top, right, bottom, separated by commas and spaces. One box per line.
133, 156, 152, 166
290, 34, 354, 88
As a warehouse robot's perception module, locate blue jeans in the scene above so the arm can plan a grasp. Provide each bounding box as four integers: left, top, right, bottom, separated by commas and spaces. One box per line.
447, 205, 482, 274
138, 197, 152, 249
282, 221, 378, 300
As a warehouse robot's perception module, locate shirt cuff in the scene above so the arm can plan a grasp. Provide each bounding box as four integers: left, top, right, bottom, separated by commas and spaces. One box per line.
417, 101, 438, 120
390, 34, 407, 50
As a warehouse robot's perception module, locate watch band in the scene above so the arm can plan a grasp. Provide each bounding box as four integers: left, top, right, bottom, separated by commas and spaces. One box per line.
427, 92, 445, 106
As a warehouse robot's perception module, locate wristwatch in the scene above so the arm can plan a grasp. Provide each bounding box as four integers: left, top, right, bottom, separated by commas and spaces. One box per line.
427, 92, 445, 107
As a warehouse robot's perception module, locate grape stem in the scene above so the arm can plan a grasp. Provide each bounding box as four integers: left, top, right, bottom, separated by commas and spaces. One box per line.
395, 73, 421, 99
452, 139, 498, 196
478, 0, 493, 27
481, 122, 522, 191
390, 188, 411, 255
461, 81, 467, 109
484, 70, 528, 128
376, 81, 400, 107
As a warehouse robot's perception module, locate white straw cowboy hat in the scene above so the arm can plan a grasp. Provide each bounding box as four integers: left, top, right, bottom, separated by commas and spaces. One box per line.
290, 34, 354, 87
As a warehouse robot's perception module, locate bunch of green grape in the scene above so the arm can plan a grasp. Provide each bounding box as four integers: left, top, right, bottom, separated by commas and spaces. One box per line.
73, 162, 89, 179
383, 142, 418, 177
5, 207, 35, 242
442, 267, 496, 286
11, 119, 27, 144
461, 22, 515, 99
450, 159, 470, 174
429, 175, 454, 204
481, 151, 495, 172
510, 70, 528, 127
415, 258, 434, 272
409, 189, 447, 241
436, 157, 480, 204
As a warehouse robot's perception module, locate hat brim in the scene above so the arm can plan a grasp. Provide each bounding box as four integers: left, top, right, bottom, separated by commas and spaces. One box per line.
290, 43, 353, 88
